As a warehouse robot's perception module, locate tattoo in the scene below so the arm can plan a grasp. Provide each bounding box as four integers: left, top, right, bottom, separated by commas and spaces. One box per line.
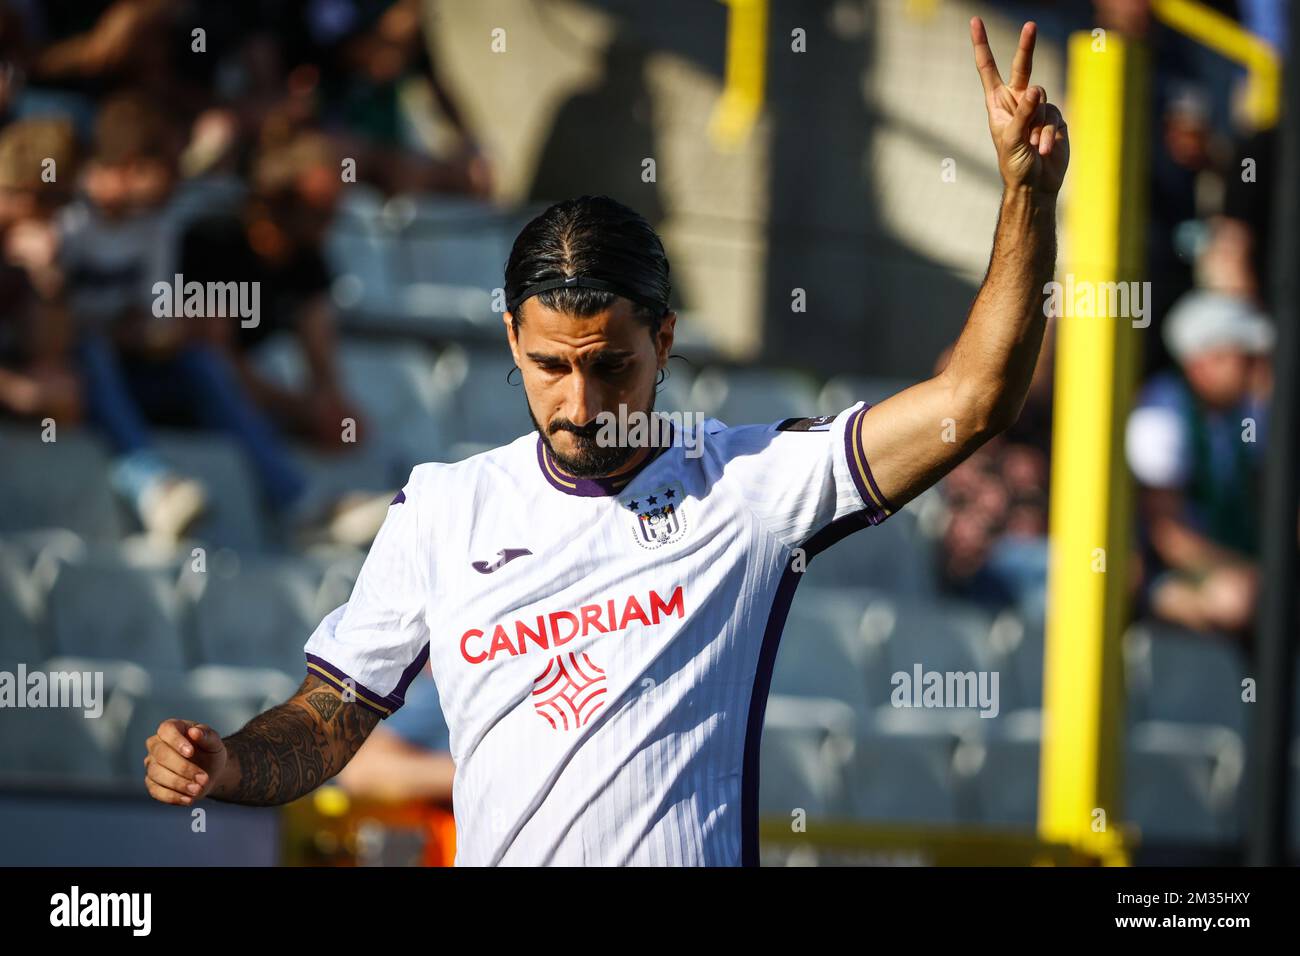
212, 674, 380, 806
307, 692, 342, 723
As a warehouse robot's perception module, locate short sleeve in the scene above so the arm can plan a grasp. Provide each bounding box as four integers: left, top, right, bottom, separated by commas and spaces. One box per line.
303, 474, 432, 718
706, 402, 893, 549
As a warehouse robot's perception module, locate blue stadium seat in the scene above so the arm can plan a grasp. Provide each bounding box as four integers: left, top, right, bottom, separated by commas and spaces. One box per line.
46, 555, 186, 671
759, 695, 856, 819
772, 587, 876, 718
1125, 620, 1251, 736
0, 426, 123, 541
325, 185, 402, 318
689, 367, 821, 427
819, 374, 919, 414
152, 431, 268, 552
0, 694, 116, 782
1125, 720, 1243, 846
432, 345, 536, 455
955, 708, 1042, 826
845, 715, 960, 823
187, 556, 321, 678
388, 196, 514, 327
860, 594, 997, 716
0, 540, 43, 662
800, 506, 939, 599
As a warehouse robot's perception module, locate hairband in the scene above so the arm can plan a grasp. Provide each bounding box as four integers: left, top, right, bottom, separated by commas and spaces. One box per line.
508, 274, 667, 316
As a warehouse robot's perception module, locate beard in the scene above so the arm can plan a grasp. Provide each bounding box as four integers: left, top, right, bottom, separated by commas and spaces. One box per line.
529, 389, 656, 479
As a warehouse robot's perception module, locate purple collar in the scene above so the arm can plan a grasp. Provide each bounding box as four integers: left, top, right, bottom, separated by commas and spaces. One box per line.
535, 421, 676, 498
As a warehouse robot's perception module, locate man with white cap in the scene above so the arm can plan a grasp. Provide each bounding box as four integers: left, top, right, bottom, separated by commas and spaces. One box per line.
1125, 290, 1275, 637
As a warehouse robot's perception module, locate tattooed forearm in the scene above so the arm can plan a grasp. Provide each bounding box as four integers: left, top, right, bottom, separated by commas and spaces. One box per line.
211, 674, 381, 806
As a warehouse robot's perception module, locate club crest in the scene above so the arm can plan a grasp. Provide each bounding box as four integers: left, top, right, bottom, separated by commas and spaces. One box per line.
621, 481, 688, 550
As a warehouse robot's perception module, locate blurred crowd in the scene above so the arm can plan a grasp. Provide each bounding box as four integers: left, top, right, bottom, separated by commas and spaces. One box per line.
0, 0, 491, 547
938, 0, 1291, 650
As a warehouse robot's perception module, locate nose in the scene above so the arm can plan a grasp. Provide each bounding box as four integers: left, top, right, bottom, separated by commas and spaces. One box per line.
564, 367, 605, 428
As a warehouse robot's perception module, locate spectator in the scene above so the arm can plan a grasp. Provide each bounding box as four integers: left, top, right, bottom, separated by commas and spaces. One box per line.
0, 264, 79, 423
179, 126, 363, 449
61, 93, 390, 545
1125, 290, 1273, 638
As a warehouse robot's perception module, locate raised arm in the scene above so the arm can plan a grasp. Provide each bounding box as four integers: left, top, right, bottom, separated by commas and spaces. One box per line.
144, 673, 381, 808
858, 19, 1068, 510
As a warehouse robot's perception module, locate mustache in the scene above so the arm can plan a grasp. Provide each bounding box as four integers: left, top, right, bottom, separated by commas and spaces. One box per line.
548, 418, 603, 440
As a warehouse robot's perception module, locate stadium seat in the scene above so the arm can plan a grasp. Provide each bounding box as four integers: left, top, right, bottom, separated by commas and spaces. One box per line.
844, 715, 960, 824
954, 708, 1042, 826
187, 556, 321, 678
860, 594, 997, 720
152, 431, 268, 552
0, 426, 123, 541
689, 367, 821, 427
305, 547, 367, 622
432, 345, 536, 455
0, 694, 116, 782
1125, 620, 1251, 736
46, 554, 187, 672
0, 540, 43, 661
772, 587, 877, 718
325, 185, 402, 318
388, 197, 515, 327
41, 655, 153, 764
800, 506, 939, 599
819, 374, 919, 414
1125, 720, 1244, 846
759, 695, 856, 819
186, 664, 299, 710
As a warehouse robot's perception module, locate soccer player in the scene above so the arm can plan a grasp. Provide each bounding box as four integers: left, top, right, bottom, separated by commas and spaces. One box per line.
144, 18, 1068, 865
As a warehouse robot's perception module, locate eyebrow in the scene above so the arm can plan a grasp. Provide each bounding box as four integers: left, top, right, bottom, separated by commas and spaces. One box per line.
525, 349, 637, 365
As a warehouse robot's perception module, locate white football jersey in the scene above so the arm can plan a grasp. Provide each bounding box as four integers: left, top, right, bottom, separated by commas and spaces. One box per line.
304, 402, 893, 865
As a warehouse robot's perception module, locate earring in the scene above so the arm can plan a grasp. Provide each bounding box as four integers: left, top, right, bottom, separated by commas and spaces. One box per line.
507, 365, 522, 386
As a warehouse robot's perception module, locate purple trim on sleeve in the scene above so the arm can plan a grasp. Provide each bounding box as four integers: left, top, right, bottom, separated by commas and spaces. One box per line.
841, 403, 892, 524
391, 489, 406, 505
305, 653, 423, 718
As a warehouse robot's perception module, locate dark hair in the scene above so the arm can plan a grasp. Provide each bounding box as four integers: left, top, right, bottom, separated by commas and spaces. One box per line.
504, 195, 671, 338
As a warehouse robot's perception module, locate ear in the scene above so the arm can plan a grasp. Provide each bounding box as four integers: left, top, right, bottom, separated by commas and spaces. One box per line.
656, 310, 677, 368
503, 310, 521, 364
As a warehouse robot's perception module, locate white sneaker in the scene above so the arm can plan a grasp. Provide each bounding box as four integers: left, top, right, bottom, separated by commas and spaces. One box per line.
138, 477, 208, 544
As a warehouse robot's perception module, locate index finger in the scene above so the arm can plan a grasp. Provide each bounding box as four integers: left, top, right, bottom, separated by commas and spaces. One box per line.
970, 17, 1003, 96
1009, 22, 1037, 91
156, 718, 198, 757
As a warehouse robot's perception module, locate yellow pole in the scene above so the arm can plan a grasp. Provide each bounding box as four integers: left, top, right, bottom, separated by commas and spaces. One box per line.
1151, 0, 1280, 129
709, 0, 767, 151
1039, 31, 1148, 866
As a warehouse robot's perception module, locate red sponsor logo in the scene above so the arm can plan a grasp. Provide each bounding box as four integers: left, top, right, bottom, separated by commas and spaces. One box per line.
459, 585, 685, 665
532, 652, 607, 729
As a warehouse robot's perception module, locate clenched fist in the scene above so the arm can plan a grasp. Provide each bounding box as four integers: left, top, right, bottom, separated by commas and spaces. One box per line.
143, 719, 228, 806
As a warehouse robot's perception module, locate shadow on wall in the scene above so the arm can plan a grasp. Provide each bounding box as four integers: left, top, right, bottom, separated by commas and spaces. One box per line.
762, 2, 979, 381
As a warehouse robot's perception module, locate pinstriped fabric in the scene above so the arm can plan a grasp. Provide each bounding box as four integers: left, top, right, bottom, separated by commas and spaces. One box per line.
302, 403, 887, 865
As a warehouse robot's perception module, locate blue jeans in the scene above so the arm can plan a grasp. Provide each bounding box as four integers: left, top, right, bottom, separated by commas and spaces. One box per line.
76, 334, 307, 511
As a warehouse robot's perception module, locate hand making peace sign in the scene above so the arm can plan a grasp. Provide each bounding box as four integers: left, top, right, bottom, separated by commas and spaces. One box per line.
971, 18, 1070, 196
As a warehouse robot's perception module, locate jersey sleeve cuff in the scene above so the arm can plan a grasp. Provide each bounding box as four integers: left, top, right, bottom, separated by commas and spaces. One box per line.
843, 403, 894, 525
304, 647, 430, 719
